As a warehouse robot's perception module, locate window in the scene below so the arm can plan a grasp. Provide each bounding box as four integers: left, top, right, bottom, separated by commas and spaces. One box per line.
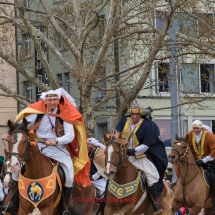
53, 0, 66, 3
23, 81, 32, 99
175, 12, 197, 37
56, 72, 70, 93
200, 64, 210, 92
89, 15, 105, 46
198, 13, 213, 38
23, 0, 30, 7
155, 11, 166, 29
97, 123, 108, 142
181, 64, 199, 94
154, 120, 171, 147
64, 72, 70, 93
19, 39, 31, 60
55, 25, 69, 51
95, 65, 106, 102
157, 63, 169, 92
57, 74, 63, 87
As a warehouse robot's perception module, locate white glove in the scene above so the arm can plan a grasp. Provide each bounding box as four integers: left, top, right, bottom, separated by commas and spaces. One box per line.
202, 155, 214, 163
135, 144, 148, 155
92, 172, 100, 181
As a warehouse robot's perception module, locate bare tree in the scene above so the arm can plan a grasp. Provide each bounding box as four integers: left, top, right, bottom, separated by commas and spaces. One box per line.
0, 0, 214, 135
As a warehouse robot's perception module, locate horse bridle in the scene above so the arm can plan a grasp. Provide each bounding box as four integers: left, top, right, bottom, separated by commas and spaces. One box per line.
172, 142, 189, 163
7, 129, 32, 165
105, 140, 125, 172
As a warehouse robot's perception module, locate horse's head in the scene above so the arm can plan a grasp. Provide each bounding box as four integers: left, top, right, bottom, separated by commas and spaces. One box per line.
103, 133, 129, 179
168, 135, 189, 164
7, 118, 30, 173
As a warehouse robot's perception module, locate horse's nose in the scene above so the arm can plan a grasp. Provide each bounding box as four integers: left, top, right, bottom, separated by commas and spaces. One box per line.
104, 170, 114, 177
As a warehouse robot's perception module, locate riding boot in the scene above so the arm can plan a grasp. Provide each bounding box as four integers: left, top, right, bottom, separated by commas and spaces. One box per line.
148, 184, 162, 213
0, 180, 19, 214
60, 186, 72, 215
210, 185, 215, 214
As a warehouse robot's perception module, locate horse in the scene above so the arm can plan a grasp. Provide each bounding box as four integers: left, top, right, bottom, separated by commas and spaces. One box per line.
4, 118, 102, 215
103, 133, 172, 215
4, 118, 61, 215
168, 136, 213, 215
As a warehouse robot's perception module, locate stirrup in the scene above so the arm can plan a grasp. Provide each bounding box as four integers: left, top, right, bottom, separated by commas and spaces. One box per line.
152, 202, 162, 213
62, 210, 71, 215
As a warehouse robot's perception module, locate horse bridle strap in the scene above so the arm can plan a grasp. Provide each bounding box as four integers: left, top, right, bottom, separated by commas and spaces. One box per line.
8, 129, 31, 163
172, 144, 189, 162
106, 140, 124, 170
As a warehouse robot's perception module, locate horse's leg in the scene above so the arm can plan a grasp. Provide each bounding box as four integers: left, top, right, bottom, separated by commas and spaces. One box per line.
114, 203, 135, 215
104, 204, 116, 215
189, 206, 202, 215
171, 199, 183, 214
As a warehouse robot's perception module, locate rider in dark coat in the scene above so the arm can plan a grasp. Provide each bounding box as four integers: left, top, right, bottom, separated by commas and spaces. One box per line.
116, 107, 168, 197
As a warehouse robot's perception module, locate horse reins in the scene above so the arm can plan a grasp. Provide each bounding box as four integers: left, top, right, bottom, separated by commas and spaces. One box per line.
105, 140, 125, 172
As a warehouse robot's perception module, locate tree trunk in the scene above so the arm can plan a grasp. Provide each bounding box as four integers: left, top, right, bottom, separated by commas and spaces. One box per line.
79, 84, 95, 137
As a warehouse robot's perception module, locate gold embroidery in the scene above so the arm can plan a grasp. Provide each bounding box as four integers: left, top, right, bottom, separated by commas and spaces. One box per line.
122, 117, 146, 158
192, 130, 207, 159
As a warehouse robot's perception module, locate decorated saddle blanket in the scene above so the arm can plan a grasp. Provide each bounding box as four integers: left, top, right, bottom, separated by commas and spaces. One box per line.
18, 164, 62, 208
108, 171, 145, 199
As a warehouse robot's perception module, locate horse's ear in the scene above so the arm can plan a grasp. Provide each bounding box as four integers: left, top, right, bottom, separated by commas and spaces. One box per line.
175, 134, 179, 141
185, 134, 189, 143
7, 120, 14, 130
104, 134, 110, 143
21, 118, 28, 130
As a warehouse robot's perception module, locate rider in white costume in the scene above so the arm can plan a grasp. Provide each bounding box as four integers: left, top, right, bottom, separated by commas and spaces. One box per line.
2, 88, 77, 215
87, 138, 107, 195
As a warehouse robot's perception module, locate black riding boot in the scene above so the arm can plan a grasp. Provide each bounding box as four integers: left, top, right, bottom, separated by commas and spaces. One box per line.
60, 186, 72, 215
210, 185, 215, 214
0, 180, 19, 214
148, 184, 162, 213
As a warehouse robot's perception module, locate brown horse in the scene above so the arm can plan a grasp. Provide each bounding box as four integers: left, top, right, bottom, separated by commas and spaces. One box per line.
168, 136, 213, 215
6, 118, 61, 215
103, 134, 172, 215
4, 118, 102, 215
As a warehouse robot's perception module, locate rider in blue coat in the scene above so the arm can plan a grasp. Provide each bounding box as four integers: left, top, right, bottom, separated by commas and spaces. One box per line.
116, 106, 168, 213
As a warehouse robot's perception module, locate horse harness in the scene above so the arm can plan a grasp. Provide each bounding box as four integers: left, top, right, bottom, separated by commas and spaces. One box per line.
7, 129, 48, 168
105, 140, 126, 172
172, 142, 189, 163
